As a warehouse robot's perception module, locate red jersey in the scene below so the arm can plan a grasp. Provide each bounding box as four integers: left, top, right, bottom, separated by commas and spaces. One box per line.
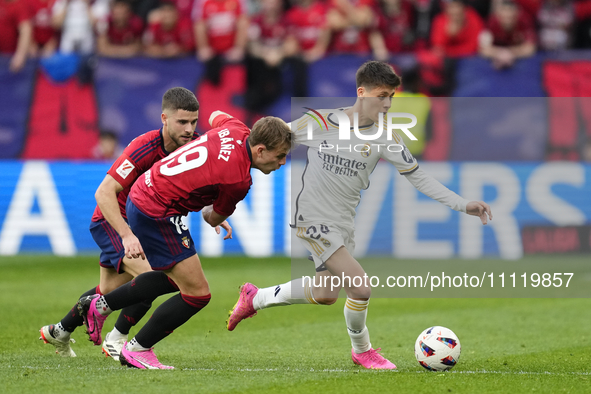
329, 0, 375, 54
28, 0, 54, 46
129, 117, 252, 218
193, 0, 245, 53
144, 17, 194, 51
376, 0, 415, 53
430, 7, 484, 57
91, 129, 198, 222
285, 2, 327, 51
249, 13, 287, 47
0, 0, 30, 53
107, 14, 144, 45
487, 10, 535, 47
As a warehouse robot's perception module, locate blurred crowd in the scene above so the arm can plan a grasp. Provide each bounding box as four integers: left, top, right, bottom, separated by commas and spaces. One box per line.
2, 0, 591, 92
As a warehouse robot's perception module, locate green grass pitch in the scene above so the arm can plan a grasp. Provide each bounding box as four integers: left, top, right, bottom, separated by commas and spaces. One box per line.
1, 255, 589, 393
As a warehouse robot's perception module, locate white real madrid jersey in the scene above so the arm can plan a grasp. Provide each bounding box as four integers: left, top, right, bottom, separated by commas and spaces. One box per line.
290, 108, 419, 229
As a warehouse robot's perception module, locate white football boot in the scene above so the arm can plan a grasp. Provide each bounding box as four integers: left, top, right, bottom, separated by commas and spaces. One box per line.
39, 325, 76, 357
102, 331, 127, 361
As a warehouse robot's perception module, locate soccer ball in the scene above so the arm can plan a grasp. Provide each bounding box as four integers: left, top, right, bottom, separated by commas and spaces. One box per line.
414, 326, 461, 371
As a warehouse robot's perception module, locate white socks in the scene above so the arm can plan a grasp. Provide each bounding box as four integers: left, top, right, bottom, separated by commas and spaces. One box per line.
53, 322, 70, 340
344, 298, 371, 354
251, 280, 372, 354
108, 326, 127, 342
96, 296, 112, 316
253, 277, 318, 310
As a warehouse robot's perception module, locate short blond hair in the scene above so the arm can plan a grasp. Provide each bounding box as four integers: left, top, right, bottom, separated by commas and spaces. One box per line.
249, 116, 292, 151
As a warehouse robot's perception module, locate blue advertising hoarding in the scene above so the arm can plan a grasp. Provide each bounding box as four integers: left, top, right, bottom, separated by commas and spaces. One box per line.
0, 161, 589, 259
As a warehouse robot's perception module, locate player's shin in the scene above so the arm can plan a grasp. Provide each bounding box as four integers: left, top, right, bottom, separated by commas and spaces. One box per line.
253, 277, 318, 310
345, 298, 371, 354
103, 271, 178, 312
130, 293, 211, 349
113, 300, 153, 336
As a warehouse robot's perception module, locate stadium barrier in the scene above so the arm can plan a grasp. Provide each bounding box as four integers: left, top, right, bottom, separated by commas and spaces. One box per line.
3, 53, 591, 161
0, 161, 589, 259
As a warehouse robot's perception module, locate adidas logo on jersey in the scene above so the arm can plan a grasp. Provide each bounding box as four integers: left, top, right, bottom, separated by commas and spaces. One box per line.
320, 140, 331, 149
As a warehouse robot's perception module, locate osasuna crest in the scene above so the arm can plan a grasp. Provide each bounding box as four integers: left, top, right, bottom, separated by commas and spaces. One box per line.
181, 236, 190, 249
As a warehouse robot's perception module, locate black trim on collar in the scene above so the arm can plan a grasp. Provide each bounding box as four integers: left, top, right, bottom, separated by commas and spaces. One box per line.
159, 128, 169, 154
246, 137, 253, 164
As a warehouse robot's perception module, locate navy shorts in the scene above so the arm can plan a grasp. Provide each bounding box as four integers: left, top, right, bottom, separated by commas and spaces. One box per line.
126, 198, 197, 270
89, 219, 125, 273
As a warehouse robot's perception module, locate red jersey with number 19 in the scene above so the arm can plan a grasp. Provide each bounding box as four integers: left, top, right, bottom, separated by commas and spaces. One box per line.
129, 117, 253, 218
91, 129, 199, 222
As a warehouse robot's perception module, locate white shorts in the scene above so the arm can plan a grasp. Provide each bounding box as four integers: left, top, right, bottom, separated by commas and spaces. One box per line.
293, 223, 355, 270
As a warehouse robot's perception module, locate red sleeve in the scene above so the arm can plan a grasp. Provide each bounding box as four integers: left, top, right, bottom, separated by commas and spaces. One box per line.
211, 114, 247, 130
213, 182, 250, 216
107, 132, 161, 189
107, 154, 142, 189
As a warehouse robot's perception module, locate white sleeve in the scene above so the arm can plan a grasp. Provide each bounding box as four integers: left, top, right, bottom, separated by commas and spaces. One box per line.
289, 114, 318, 147
404, 167, 470, 213
381, 132, 420, 175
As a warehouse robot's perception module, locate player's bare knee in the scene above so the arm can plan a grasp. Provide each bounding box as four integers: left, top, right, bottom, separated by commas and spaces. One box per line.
99, 272, 132, 294
315, 297, 338, 305
348, 287, 371, 300
122, 257, 152, 277
179, 281, 210, 297
98, 283, 116, 294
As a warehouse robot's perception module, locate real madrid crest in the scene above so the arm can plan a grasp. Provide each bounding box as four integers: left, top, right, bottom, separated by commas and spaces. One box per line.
360, 143, 371, 158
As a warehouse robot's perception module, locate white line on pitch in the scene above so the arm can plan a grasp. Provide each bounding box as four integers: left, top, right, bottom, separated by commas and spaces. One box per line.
5, 365, 591, 375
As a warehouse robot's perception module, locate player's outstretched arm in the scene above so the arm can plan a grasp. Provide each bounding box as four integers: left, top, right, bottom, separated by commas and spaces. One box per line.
95, 175, 145, 260
465, 201, 493, 225
405, 169, 492, 226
